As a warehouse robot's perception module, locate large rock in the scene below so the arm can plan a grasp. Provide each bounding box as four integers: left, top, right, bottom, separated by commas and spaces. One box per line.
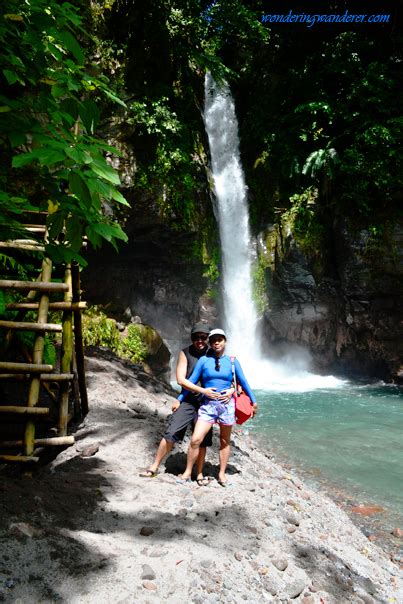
82, 195, 219, 373
259, 219, 403, 380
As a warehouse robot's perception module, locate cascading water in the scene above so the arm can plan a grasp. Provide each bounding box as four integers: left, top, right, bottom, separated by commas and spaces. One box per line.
203, 72, 344, 391
203, 72, 259, 361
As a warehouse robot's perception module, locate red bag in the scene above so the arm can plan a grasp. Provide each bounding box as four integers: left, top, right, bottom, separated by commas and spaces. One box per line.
235, 389, 253, 425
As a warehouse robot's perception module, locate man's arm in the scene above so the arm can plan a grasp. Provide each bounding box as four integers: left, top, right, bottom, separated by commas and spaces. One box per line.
175, 350, 188, 387
179, 357, 221, 400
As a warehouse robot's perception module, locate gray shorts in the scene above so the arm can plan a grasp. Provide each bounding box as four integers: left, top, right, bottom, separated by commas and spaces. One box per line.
163, 400, 213, 447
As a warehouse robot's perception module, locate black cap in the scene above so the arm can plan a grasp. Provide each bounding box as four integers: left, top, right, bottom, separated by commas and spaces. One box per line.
191, 322, 210, 335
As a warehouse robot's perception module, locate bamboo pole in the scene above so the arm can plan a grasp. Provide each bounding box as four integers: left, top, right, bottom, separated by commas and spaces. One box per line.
0, 455, 39, 462
0, 320, 62, 332
0, 362, 53, 373
6, 301, 87, 311
0, 280, 68, 292
24, 257, 52, 455
0, 436, 74, 447
71, 262, 88, 417
0, 406, 49, 415
0, 373, 74, 381
0, 242, 45, 252
2, 278, 40, 354
59, 264, 73, 435
22, 225, 47, 231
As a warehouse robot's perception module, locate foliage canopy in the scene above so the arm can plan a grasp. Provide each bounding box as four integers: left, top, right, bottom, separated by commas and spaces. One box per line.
0, 0, 129, 268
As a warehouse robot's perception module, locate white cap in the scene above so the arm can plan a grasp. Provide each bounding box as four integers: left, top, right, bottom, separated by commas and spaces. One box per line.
208, 328, 226, 340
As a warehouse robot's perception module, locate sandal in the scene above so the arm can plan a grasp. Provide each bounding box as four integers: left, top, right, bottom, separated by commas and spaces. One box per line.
176, 477, 192, 484
196, 477, 211, 486
139, 469, 158, 478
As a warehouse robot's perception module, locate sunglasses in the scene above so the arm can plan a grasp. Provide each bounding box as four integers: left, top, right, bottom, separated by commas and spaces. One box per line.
215, 357, 220, 371
192, 334, 208, 342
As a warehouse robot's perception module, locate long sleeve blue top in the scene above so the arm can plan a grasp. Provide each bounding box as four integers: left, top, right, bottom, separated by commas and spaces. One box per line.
178, 354, 256, 404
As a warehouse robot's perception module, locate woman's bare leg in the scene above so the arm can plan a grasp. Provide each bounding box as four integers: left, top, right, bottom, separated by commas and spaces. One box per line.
180, 421, 212, 480
218, 424, 232, 484
196, 447, 207, 481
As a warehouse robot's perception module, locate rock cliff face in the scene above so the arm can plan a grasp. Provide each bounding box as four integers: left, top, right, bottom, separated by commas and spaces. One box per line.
259, 219, 403, 381
84, 209, 402, 382
82, 194, 219, 372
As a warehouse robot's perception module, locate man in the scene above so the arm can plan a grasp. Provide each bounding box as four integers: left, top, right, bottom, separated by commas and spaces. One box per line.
139, 323, 218, 485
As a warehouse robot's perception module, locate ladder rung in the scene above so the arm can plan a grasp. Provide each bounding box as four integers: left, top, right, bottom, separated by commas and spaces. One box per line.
41, 373, 74, 382
0, 320, 62, 333
0, 241, 45, 252
0, 436, 75, 447
0, 373, 74, 381
22, 226, 47, 232
6, 301, 87, 311
0, 280, 68, 292
0, 406, 49, 415
0, 362, 53, 373
0, 455, 40, 462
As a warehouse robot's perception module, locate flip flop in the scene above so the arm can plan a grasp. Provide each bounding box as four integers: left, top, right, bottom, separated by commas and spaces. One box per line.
217, 479, 228, 487
176, 477, 192, 484
139, 469, 158, 478
196, 477, 211, 486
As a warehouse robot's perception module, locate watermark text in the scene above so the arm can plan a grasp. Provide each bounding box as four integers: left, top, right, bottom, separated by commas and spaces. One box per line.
261, 10, 391, 28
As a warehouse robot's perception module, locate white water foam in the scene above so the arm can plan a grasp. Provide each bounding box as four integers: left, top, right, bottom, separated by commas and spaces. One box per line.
204, 72, 259, 359
203, 72, 345, 392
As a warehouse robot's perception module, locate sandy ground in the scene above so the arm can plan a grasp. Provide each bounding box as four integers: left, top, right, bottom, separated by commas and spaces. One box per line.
0, 349, 402, 603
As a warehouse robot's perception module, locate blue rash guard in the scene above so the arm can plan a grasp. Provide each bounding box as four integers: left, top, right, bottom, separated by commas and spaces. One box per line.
178, 354, 257, 404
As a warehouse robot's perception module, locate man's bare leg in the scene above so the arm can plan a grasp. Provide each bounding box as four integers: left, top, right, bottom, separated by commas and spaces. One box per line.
143, 438, 173, 475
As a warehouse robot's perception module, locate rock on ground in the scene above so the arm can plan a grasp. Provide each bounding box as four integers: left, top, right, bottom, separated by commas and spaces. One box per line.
0, 350, 401, 603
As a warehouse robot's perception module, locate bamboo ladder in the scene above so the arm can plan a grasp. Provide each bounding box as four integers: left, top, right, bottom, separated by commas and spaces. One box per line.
0, 219, 88, 463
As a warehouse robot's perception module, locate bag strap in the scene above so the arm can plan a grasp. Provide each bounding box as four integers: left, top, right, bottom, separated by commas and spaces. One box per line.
230, 356, 237, 395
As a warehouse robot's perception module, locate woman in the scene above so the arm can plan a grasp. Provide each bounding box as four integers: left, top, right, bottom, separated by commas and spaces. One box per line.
178, 328, 257, 486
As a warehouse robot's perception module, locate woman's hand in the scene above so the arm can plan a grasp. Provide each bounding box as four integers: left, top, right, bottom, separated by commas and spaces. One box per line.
251, 404, 258, 418
218, 387, 235, 403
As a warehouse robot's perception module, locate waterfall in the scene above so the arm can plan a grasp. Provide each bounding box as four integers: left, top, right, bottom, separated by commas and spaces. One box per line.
203, 72, 260, 363
203, 72, 344, 391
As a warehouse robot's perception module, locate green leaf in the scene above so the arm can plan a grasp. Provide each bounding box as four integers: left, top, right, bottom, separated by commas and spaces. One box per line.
86, 177, 114, 199
3, 69, 18, 85
111, 189, 130, 206
56, 30, 84, 64
47, 211, 65, 241
60, 97, 80, 121
8, 131, 26, 147
12, 151, 39, 168
45, 243, 87, 267
68, 172, 92, 205
79, 99, 100, 134
102, 88, 127, 108
65, 216, 84, 251
0, 290, 5, 315
90, 159, 121, 185
13, 141, 67, 167
92, 222, 128, 242
65, 146, 90, 164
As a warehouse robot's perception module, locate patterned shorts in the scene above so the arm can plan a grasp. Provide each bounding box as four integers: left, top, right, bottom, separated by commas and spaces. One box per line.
198, 398, 236, 426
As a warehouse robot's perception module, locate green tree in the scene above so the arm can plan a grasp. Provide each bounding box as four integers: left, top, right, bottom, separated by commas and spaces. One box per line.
0, 0, 129, 267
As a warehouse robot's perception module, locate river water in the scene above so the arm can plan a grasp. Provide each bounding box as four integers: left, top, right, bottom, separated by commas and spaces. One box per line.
247, 382, 403, 556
